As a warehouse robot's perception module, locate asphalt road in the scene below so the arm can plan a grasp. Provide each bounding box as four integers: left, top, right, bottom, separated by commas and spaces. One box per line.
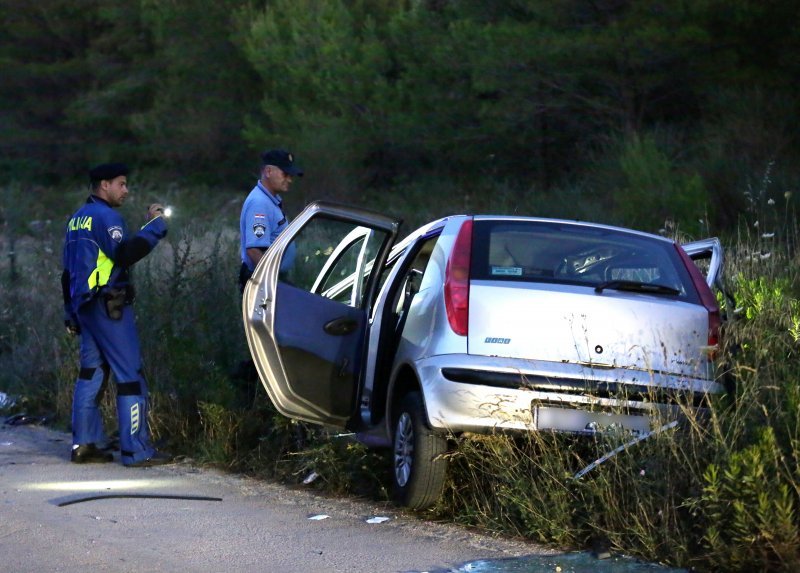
0, 423, 549, 573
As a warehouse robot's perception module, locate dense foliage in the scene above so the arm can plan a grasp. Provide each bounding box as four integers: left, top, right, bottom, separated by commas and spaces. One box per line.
2, 0, 799, 232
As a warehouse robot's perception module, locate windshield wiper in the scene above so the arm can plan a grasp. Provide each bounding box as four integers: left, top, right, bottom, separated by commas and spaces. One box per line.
594, 280, 680, 295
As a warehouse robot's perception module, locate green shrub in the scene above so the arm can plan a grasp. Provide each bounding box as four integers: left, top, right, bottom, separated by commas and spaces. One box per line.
694, 427, 799, 571
597, 131, 710, 234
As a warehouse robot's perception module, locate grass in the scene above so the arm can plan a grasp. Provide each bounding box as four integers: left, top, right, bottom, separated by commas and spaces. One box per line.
1, 180, 798, 572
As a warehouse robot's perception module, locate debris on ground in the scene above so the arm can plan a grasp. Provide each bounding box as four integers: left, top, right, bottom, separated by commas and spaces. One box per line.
366, 516, 391, 524
3, 413, 50, 426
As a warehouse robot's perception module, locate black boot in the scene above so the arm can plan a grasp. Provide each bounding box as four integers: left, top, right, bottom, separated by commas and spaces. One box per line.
126, 451, 174, 468
71, 443, 113, 463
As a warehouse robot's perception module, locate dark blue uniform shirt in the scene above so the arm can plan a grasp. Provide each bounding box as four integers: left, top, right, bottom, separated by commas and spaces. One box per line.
62, 195, 167, 315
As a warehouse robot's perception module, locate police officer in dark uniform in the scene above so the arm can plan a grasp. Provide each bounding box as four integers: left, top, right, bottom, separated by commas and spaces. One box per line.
62, 163, 172, 466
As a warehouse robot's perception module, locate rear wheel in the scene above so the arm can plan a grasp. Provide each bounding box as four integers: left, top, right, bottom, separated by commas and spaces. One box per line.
392, 392, 447, 509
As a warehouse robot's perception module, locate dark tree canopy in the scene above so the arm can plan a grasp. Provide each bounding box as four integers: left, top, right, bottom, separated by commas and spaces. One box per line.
1, 0, 798, 229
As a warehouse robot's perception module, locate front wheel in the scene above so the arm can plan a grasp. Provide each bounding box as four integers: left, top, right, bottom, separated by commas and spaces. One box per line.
392, 392, 447, 509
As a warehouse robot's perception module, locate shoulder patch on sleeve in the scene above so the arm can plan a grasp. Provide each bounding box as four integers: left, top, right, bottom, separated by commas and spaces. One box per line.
252, 213, 267, 238
108, 226, 124, 242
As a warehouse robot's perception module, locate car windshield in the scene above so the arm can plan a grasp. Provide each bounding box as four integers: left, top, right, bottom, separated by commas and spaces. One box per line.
470, 220, 698, 303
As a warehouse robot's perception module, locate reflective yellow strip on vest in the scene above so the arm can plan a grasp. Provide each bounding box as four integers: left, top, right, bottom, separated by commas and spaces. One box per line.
87, 249, 114, 290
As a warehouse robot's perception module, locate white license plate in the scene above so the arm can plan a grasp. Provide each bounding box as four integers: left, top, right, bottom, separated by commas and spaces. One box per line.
534, 406, 651, 434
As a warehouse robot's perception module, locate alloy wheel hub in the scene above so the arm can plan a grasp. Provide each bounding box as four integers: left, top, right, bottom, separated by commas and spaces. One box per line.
394, 413, 414, 487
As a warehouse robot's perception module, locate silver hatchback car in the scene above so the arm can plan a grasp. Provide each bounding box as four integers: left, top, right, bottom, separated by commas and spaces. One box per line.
243, 201, 724, 509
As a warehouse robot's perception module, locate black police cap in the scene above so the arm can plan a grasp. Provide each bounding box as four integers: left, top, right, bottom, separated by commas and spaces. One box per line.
261, 149, 303, 177
89, 163, 129, 184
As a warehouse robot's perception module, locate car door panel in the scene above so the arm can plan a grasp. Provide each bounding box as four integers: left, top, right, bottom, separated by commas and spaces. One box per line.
242, 201, 399, 428
273, 281, 365, 419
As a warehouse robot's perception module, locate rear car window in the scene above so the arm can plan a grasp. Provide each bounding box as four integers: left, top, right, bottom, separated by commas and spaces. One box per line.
470, 220, 699, 303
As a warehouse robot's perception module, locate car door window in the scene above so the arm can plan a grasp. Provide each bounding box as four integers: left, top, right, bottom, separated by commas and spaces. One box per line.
317, 236, 364, 304
280, 217, 389, 308
281, 218, 355, 291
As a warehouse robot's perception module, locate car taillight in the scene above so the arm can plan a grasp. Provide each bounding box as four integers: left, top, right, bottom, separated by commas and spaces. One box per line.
444, 218, 473, 336
675, 244, 721, 359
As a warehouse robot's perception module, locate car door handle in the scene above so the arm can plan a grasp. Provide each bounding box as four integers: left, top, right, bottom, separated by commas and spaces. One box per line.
323, 317, 358, 336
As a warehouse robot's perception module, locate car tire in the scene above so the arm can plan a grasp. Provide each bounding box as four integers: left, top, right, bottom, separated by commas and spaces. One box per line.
391, 392, 447, 510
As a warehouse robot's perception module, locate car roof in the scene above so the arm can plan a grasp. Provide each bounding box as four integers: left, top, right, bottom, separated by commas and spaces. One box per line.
401, 214, 676, 245
472, 215, 676, 243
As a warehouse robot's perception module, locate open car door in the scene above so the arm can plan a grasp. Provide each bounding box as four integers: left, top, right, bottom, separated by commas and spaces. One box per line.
682, 237, 734, 313
681, 237, 723, 288
243, 201, 399, 428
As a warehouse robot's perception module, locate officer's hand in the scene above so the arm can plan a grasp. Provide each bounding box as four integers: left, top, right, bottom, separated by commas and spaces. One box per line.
65, 319, 80, 336
147, 203, 166, 220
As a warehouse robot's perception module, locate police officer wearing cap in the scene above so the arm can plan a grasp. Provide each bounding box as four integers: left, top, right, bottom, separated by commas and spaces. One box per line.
62, 163, 172, 466
238, 149, 303, 292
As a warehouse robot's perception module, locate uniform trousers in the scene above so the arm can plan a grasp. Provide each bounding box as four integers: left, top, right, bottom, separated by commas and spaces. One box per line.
73, 297, 155, 465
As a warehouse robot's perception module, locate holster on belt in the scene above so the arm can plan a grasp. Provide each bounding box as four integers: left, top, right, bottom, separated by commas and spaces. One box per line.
102, 288, 127, 320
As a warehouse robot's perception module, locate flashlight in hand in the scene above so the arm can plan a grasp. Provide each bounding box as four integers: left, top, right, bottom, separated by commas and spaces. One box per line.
150, 204, 173, 218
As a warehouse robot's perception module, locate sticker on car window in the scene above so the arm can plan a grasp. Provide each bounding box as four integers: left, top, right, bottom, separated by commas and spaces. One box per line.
491, 266, 523, 277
